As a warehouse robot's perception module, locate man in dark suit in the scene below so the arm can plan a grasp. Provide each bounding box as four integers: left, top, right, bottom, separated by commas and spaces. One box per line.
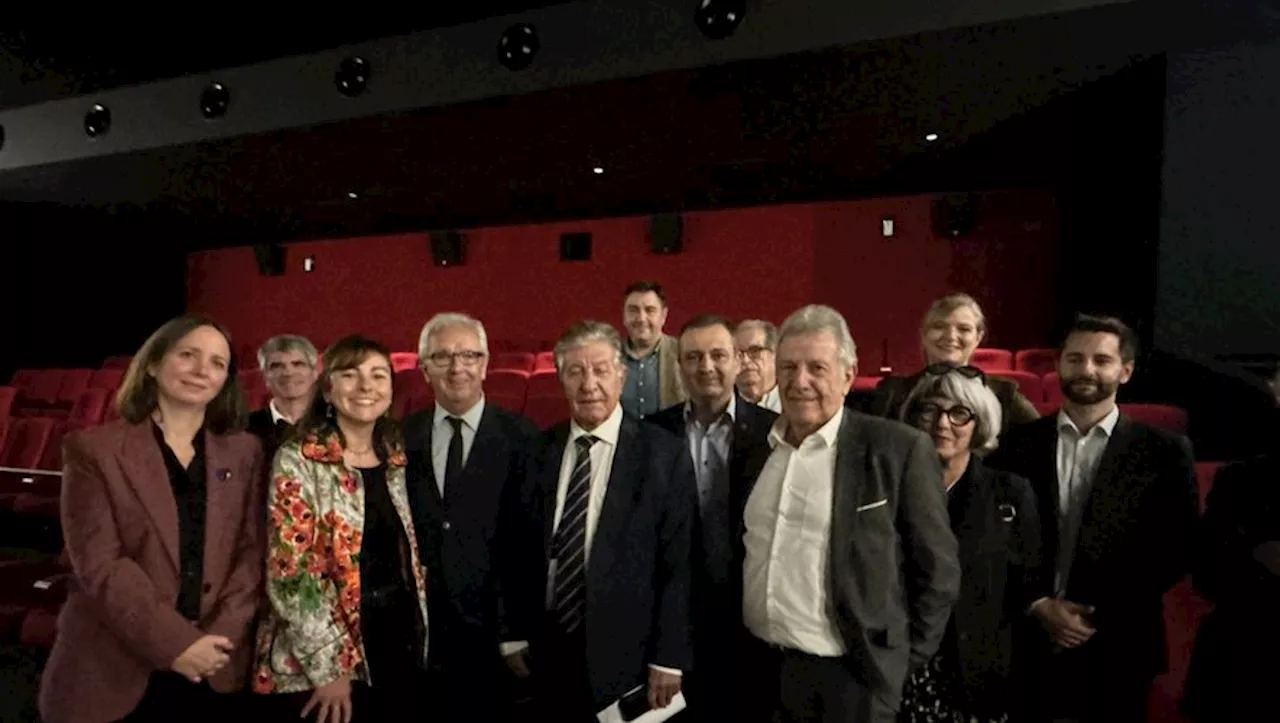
739, 304, 960, 723
244, 334, 318, 460
987, 314, 1199, 723
505, 319, 696, 722
646, 314, 776, 721
401, 313, 544, 722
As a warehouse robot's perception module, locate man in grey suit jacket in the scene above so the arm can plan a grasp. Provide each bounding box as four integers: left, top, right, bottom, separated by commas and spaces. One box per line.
738, 305, 960, 723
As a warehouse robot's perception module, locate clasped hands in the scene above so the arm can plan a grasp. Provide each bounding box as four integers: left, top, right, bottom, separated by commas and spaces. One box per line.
504, 649, 682, 709
1030, 597, 1096, 649
170, 634, 234, 683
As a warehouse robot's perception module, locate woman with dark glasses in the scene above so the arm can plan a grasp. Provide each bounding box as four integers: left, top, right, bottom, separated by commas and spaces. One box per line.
869, 293, 1039, 433
895, 367, 1043, 723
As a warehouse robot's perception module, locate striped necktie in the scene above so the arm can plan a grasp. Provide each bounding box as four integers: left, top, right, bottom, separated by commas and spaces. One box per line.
551, 434, 597, 633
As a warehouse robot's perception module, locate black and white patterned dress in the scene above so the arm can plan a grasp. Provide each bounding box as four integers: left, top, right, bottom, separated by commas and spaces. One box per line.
898, 650, 1008, 723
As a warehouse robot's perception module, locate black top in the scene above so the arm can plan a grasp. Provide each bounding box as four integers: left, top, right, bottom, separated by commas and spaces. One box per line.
245, 407, 293, 463
356, 463, 426, 671
152, 422, 207, 622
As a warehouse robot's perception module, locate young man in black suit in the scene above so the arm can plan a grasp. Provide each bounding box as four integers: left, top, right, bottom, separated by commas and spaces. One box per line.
505, 320, 696, 722
988, 314, 1199, 723
646, 314, 778, 721
402, 313, 544, 722
244, 334, 318, 460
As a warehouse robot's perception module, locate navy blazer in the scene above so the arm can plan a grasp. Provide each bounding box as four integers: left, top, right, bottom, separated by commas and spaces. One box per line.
532, 412, 697, 707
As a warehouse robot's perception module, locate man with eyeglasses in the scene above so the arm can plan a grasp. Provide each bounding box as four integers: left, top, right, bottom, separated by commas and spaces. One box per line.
646, 314, 777, 722
733, 319, 781, 413
402, 312, 544, 722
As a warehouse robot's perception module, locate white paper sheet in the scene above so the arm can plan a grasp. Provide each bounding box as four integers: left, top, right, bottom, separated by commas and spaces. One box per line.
596, 687, 687, 723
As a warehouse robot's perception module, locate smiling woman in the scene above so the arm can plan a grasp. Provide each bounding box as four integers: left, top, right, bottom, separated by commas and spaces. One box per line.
252, 334, 430, 723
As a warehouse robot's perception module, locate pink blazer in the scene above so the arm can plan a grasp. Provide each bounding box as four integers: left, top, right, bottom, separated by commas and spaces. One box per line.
39, 420, 266, 723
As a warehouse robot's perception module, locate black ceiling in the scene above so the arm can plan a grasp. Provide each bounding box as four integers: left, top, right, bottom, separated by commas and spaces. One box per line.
0, 6, 569, 109
0, 0, 1246, 251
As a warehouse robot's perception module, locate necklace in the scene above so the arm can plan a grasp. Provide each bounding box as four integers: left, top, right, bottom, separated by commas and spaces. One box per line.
346, 444, 374, 455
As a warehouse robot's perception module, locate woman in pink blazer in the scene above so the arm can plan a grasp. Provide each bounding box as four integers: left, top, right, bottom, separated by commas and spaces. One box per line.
39, 314, 266, 723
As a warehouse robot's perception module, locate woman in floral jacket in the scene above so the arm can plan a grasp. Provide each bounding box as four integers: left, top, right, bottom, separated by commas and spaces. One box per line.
252, 335, 429, 723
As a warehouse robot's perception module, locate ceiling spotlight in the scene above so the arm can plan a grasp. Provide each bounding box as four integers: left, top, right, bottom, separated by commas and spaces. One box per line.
498, 23, 539, 71
200, 82, 230, 119
694, 0, 746, 40
347, 191, 359, 199
84, 103, 111, 138
335, 57, 369, 97
925, 133, 939, 142
592, 166, 604, 175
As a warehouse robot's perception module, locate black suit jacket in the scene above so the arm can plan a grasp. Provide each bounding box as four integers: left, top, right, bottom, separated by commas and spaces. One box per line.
944, 456, 1042, 715
245, 407, 291, 463
532, 412, 697, 707
403, 402, 544, 658
986, 412, 1198, 677
743, 411, 960, 709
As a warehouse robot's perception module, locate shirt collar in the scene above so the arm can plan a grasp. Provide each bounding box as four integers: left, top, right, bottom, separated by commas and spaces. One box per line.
570, 401, 624, 447
768, 405, 845, 450
624, 335, 663, 361
268, 399, 291, 425
434, 396, 486, 432
1056, 404, 1121, 438
683, 394, 737, 426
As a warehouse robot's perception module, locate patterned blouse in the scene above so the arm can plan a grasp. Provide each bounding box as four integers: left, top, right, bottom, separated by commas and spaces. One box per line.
251, 430, 429, 694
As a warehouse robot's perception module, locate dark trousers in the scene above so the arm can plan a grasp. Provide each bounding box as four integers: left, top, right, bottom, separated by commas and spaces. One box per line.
738, 634, 896, 723
533, 625, 597, 723
425, 608, 507, 722
116, 673, 237, 723
1028, 645, 1152, 723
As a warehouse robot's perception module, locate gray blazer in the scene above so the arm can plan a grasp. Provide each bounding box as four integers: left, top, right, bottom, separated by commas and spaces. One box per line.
821, 412, 961, 707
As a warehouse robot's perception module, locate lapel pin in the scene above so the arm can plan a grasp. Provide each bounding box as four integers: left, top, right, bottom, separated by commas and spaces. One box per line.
216, 468, 232, 482
998, 503, 1016, 522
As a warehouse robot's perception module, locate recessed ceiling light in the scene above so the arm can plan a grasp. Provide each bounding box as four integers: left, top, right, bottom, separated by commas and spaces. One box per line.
924, 133, 939, 142
592, 167, 604, 175
347, 191, 358, 199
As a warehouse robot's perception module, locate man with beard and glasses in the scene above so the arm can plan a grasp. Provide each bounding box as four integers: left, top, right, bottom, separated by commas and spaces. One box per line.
988, 314, 1198, 723
620, 281, 685, 418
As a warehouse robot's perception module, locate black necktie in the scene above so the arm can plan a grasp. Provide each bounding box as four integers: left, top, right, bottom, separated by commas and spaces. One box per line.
552, 435, 597, 633
444, 416, 465, 493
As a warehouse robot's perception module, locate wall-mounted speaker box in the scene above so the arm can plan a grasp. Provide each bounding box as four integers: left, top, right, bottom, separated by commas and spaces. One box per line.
430, 230, 465, 266
932, 193, 977, 238
560, 232, 592, 261
648, 213, 684, 254
253, 243, 286, 276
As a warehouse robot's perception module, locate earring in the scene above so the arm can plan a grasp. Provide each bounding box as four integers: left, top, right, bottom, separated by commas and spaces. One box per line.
326, 402, 335, 419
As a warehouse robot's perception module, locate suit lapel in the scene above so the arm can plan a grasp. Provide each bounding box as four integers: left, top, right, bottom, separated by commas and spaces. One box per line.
542, 426, 570, 556
118, 422, 180, 572
592, 417, 641, 567
415, 406, 442, 505
1080, 415, 1134, 529
830, 414, 867, 542
202, 431, 237, 596
451, 405, 500, 506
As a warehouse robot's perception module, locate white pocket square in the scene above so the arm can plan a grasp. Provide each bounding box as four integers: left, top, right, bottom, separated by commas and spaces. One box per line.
856, 499, 888, 512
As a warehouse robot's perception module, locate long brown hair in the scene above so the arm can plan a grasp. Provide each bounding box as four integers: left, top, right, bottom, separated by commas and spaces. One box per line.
296, 334, 403, 457
115, 314, 245, 434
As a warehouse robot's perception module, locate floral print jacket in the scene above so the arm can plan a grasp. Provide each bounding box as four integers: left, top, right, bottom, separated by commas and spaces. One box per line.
252, 431, 429, 694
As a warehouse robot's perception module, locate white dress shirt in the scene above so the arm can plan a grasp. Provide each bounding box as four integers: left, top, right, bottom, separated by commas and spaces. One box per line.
431, 397, 486, 495
1053, 405, 1120, 594
268, 399, 293, 424
757, 385, 781, 414
742, 407, 847, 657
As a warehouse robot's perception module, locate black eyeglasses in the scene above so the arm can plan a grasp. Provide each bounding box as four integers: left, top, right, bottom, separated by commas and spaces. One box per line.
924, 362, 986, 383
913, 402, 976, 427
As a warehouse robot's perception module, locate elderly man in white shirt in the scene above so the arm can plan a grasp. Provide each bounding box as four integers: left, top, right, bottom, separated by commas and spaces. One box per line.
738, 304, 960, 723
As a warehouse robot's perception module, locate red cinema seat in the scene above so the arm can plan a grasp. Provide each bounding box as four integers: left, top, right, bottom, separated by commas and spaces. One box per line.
392, 369, 432, 418
88, 368, 124, 391
534, 352, 556, 372
0, 418, 57, 502
492, 352, 536, 373
9, 370, 36, 388
485, 370, 529, 414
0, 387, 15, 419
1042, 373, 1064, 405
970, 349, 1013, 372
852, 375, 881, 392
46, 369, 94, 418
19, 370, 66, 415
1120, 403, 1189, 435
1194, 461, 1223, 512
1033, 402, 1059, 417
390, 352, 419, 372
990, 371, 1044, 404
1014, 348, 1058, 377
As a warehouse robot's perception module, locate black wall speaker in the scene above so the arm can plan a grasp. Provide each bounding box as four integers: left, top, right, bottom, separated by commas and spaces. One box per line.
253, 243, 286, 276
430, 230, 465, 266
648, 213, 683, 254
932, 193, 977, 238
560, 232, 592, 261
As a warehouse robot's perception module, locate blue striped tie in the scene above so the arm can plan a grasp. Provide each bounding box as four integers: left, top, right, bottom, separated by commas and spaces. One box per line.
552, 434, 597, 632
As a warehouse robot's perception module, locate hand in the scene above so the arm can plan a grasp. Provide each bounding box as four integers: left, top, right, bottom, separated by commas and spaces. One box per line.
170, 635, 233, 683
301, 675, 352, 723
1253, 541, 1280, 576
648, 668, 682, 709
504, 648, 532, 679
1031, 598, 1096, 649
